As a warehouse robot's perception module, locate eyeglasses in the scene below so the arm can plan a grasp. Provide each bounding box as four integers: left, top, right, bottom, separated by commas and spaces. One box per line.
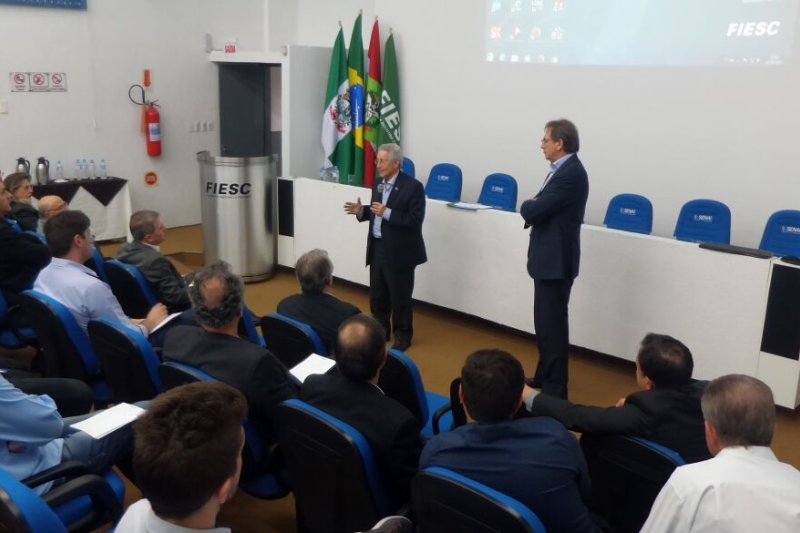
541, 138, 556, 145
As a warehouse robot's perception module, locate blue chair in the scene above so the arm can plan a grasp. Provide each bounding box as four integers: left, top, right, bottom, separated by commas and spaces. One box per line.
0, 462, 124, 533
104, 260, 159, 318
259, 313, 328, 369
275, 399, 394, 533
413, 467, 546, 533
239, 304, 265, 347
674, 199, 731, 244
477, 173, 518, 212
157, 361, 289, 500
88, 318, 163, 404
401, 156, 416, 178
17, 290, 110, 405
603, 193, 653, 234
759, 209, 800, 257
580, 433, 685, 533
379, 349, 451, 438
425, 163, 463, 202
86, 247, 108, 283
0, 292, 35, 350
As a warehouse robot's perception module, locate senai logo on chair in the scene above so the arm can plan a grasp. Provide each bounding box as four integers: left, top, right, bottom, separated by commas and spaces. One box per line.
437, 175, 450, 182
205, 182, 251, 197
620, 208, 637, 216
693, 214, 713, 222
491, 185, 505, 193
781, 225, 800, 234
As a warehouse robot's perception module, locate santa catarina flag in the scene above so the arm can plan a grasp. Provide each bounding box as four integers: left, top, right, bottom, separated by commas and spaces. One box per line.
378, 32, 400, 147
347, 13, 365, 186
321, 26, 353, 183
363, 18, 382, 188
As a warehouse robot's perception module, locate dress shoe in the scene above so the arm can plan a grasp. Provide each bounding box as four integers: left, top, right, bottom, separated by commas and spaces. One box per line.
391, 339, 411, 352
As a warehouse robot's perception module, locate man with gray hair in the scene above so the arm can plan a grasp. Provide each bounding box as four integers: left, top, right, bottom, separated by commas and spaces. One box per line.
277, 248, 360, 352
642, 375, 800, 532
117, 209, 191, 312
344, 143, 427, 351
163, 260, 297, 448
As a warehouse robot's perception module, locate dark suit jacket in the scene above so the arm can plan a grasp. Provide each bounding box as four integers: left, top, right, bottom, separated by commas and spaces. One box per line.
163, 326, 299, 442
10, 202, 39, 233
530, 380, 711, 463
116, 241, 191, 312
421, 417, 601, 533
358, 172, 427, 271
301, 374, 423, 505
276, 292, 360, 353
0, 217, 51, 297
521, 154, 589, 280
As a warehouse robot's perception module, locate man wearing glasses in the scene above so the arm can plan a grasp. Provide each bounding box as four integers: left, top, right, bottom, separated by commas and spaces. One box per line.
521, 119, 589, 399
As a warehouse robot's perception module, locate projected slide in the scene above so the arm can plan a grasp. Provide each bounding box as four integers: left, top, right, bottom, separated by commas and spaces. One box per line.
485, 0, 800, 65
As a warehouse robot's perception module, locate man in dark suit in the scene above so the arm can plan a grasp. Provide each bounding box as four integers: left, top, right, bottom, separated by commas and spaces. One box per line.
421, 349, 602, 533
344, 143, 426, 351
117, 210, 191, 313
302, 314, 423, 505
526, 333, 711, 463
521, 119, 589, 399
277, 248, 360, 353
163, 260, 298, 447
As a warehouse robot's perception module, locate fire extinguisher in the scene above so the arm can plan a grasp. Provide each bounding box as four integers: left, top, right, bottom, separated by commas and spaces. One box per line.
145, 103, 162, 156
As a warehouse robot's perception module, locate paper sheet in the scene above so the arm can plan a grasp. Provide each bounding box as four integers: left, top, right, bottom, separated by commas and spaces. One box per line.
71, 403, 146, 439
290, 353, 336, 383
446, 202, 494, 210
148, 312, 182, 334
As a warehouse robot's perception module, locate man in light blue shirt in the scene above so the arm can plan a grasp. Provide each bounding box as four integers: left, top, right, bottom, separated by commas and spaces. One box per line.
34, 210, 167, 338
0, 374, 134, 495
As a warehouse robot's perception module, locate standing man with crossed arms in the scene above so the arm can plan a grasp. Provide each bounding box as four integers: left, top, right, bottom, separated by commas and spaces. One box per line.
521, 119, 589, 399
344, 143, 426, 352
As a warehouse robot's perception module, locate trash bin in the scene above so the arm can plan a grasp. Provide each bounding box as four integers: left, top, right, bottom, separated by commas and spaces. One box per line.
197, 151, 277, 282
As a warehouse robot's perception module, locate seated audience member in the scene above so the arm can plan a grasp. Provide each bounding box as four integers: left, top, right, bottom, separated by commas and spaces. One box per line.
525, 333, 711, 462
0, 179, 51, 301
301, 314, 423, 505
33, 210, 168, 339
117, 210, 191, 313
277, 248, 361, 352
0, 373, 134, 495
162, 260, 297, 446
642, 374, 800, 532
421, 349, 602, 533
37, 195, 68, 230
3, 371, 92, 417
116, 381, 246, 533
3, 173, 38, 232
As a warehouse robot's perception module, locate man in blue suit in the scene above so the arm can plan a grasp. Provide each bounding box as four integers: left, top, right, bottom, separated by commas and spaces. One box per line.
344, 143, 427, 351
521, 119, 589, 399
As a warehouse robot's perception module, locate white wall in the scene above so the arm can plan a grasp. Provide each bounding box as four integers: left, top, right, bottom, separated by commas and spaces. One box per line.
278, 0, 800, 248
0, 0, 265, 229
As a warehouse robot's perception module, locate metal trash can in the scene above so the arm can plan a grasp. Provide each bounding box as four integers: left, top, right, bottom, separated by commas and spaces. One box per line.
197, 151, 277, 282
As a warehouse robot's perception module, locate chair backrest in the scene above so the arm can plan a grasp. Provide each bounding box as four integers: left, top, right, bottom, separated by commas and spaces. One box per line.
478, 173, 518, 212
401, 156, 415, 178
275, 399, 393, 533
425, 163, 463, 202
413, 467, 545, 533
580, 433, 685, 533
17, 290, 99, 380
259, 313, 328, 368
238, 304, 265, 347
674, 199, 731, 244
158, 360, 216, 390
104, 259, 159, 318
603, 193, 653, 234
0, 291, 28, 350
378, 348, 430, 428
86, 247, 108, 282
88, 318, 163, 404
759, 209, 800, 257
0, 468, 68, 533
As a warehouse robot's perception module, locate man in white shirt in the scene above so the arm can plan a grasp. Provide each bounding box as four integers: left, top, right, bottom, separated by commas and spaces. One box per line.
642, 374, 800, 532
116, 381, 246, 533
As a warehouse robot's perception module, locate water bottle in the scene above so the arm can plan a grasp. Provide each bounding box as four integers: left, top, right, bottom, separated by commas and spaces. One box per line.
319, 165, 327, 181
81, 159, 88, 179
99, 159, 107, 178
331, 166, 340, 183
56, 160, 64, 181
73, 159, 82, 180
88, 159, 96, 178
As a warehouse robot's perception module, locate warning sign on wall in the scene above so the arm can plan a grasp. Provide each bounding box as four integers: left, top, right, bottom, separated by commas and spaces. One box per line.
9, 72, 68, 93
144, 171, 159, 187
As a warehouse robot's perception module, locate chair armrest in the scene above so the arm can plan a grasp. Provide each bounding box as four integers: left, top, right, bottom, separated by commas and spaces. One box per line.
43, 473, 123, 526
22, 461, 93, 488
431, 403, 453, 435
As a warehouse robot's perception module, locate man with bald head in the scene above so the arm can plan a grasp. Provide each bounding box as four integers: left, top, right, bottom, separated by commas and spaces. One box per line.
38, 195, 68, 225
162, 260, 297, 448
